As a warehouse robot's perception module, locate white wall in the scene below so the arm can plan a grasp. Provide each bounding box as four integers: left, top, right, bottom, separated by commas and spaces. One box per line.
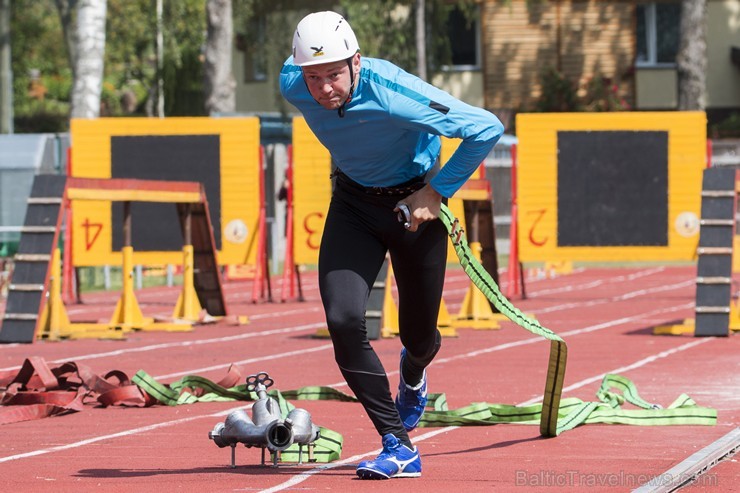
707, 0, 740, 107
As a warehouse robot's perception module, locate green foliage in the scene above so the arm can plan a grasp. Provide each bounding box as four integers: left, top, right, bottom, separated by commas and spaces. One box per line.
164, 52, 206, 116
10, 0, 72, 132
9, 0, 480, 130
233, 0, 334, 114
76, 266, 183, 293
100, 79, 122, 115
535, 66, 581, 112
44, 71, 73, 101
582, 75, 631, 112
0, 241, 18, 258
231, 0, 476, 115
534, 66, 630, 113
426, 0, 478, 71
13, 100, 70, 133
341, 0, 415, 69
10, 0, 208, 128
104, 0, 207, 115
161, 0, 207, 115
710, 112, 740, 138
104, 0, 157, 101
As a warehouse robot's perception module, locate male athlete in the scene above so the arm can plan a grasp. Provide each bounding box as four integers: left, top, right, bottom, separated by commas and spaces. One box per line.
280, 11, 503, 479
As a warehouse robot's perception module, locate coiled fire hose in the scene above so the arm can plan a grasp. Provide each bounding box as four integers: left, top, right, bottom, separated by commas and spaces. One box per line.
438, 203, 567, 437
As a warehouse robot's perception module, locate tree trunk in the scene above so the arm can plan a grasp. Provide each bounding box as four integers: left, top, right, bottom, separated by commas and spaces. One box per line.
204, 0, 235, 115
416, 0, 427, 80
676, 0, 707, 110
1, 0, 13, 133
70, 0, 106, 119
54, 0, 79, 73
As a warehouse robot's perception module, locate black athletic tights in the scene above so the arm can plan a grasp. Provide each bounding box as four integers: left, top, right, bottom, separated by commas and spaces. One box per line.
318, 177, 446, 447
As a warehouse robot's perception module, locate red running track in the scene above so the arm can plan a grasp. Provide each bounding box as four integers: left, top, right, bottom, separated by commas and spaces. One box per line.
0, 265, 738, 492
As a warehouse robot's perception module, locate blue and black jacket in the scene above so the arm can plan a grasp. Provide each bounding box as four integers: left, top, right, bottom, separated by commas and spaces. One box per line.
280, 56, 504, 198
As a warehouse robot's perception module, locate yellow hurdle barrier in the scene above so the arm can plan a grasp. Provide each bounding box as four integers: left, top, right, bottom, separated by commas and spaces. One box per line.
38, 249, 125, 341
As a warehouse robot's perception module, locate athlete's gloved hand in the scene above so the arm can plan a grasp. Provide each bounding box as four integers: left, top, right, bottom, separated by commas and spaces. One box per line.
394, 184, 443, 232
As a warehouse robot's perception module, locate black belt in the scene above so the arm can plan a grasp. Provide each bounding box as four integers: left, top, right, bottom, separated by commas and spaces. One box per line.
334, 170, 426, 197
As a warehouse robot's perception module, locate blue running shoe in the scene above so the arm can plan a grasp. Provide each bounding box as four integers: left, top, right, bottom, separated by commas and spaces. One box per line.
395, 348, 428, 431
356, 434, 422, 479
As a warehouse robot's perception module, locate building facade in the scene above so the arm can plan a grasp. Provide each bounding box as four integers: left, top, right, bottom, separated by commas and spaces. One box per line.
233, 1, 740, 131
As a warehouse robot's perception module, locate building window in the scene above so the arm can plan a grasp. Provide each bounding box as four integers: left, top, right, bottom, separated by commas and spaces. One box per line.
636, 2, 681, 66
442, 6, 480, 71
238, 16, 267, 82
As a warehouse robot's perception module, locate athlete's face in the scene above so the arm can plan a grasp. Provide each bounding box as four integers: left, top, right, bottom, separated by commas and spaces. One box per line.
302, 54, 360, 110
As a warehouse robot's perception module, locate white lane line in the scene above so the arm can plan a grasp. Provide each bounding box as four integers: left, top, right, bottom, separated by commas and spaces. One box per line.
59, 272, 470, 307
153, 343, 335, 380
255, 427, 456, 493
248, 307, 322, 320
0, 301, 696, 466
440, 266, 668, 300
557, 301, 694, 337
0, 403, 255, 464
157, 298, 696, 388
429, 301, 694, 368
318, 301, 695, 389
260, 333, 714, 492
518, 337, 713, 406
0, 322, 326, 372
432, 278, 694, 329
65, 298, 322, 320
525, 266, 667, 299
0, 265, 672, 370
532, 280, 694, 315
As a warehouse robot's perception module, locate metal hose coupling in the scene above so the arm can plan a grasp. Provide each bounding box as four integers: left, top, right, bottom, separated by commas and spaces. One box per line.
208, 372, 320, 467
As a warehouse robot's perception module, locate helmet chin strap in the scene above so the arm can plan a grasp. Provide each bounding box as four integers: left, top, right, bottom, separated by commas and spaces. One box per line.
337, 57, 356, 118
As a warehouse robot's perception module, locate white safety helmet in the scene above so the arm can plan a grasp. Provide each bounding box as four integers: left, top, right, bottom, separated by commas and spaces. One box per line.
292, 11, 360, 67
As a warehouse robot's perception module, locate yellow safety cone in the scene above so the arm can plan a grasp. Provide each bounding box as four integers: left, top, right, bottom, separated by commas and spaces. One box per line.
436, 297, 458, 337
172, 245, 203, 322
730, 300, 740, 332
381, 262, 400, 338
544, 260, 574, 277
109, 246, 153, 331
451, 241, 501, 330
653, 318, 695, 335
37, 248, 72, 340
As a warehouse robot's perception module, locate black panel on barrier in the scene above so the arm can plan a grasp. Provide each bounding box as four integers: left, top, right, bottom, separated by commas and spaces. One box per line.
110, 135, 221, 251
557, 131, 668, 247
